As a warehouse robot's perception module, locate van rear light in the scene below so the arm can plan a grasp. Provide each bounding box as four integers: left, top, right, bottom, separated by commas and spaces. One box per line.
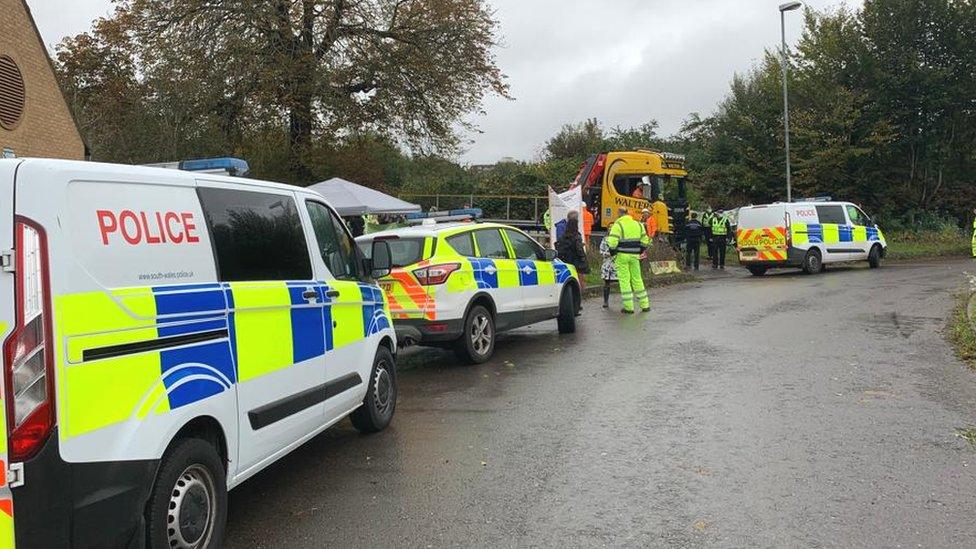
413, 263, 460, 285
3, 218, 55, 461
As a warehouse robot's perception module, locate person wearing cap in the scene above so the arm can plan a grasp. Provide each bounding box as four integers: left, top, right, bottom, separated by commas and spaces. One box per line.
640, 208, 657, 240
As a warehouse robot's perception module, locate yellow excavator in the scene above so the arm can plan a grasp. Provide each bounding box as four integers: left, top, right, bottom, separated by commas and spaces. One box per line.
570, 149, 690, 234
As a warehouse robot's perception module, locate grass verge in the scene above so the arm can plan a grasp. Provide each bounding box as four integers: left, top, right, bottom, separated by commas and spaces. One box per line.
886, 230, 971, 261
947, 291, 976, 368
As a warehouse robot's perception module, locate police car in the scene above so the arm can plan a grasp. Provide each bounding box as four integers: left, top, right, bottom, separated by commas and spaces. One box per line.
736, 200, 887, 275
0, 158, 398, 547
356, 222, 582, 363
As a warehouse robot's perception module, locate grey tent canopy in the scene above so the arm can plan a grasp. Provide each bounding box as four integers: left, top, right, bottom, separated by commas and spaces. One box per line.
307, 177, 421, 216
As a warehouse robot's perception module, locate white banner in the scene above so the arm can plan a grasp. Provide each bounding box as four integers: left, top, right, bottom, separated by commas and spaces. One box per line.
548, 186, 582, 246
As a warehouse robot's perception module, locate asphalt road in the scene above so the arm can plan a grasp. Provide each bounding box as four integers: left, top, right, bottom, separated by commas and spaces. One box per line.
224, 259, 976, 548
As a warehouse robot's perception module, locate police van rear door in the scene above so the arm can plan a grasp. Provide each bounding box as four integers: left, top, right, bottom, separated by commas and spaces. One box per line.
0, 159, 19, 545
737, 205, 789, 263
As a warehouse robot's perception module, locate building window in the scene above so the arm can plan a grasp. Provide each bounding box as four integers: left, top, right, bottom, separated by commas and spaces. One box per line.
0, 56, 25, 130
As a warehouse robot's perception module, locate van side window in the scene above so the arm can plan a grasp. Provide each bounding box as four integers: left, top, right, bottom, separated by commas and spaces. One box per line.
446, 233, 475, 257
198, 187, 312, 281
474, 229, 510, 259
815, 205, 847, 225
306, 201, 361, 280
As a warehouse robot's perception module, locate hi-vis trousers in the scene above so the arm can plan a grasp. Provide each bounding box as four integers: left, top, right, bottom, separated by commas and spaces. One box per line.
614, 252, 649, 312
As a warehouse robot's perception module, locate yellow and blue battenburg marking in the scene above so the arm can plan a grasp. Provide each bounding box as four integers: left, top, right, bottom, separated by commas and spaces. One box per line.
461, 258, 574, 292
58, 280, 390, 437
792, 224, 881, 244
553, 261, 573, 284
470, 258, 500, 289
361, 285, 391, 336
152, 284, 235, 410
516, 259, 538, 286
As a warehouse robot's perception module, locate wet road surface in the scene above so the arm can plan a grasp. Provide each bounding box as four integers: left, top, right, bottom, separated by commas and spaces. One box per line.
225, 260, 976, 548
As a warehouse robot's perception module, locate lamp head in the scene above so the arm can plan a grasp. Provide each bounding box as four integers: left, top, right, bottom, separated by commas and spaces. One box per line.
779, 2, 802, 12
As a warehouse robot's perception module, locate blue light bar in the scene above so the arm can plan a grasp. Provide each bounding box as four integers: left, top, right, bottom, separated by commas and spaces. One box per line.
178, 157, 250, 176
405, 208, 483, 221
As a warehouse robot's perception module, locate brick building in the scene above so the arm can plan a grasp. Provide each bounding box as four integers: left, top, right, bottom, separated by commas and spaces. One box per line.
0, 0, 86, 160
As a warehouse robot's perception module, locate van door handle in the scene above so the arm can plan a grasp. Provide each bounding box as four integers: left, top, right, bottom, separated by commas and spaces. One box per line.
325, 290, 341, 299
302, 290, 318, 301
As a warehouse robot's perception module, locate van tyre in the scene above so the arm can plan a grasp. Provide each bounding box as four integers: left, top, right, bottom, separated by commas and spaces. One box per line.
454, 304, 495, 364
868, 245, 883, 269
146, 438, 226, 549
351, 346, 397, 433
747, 266, 767, 276
802, 248, 823, 275
557, 286, 577, 334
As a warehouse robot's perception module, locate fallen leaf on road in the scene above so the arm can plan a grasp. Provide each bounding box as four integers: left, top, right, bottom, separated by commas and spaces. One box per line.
693, 520, 709, 532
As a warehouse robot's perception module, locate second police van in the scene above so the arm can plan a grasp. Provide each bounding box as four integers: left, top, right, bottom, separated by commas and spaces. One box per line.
736, 200, 887, 275
0, 158, 398, 548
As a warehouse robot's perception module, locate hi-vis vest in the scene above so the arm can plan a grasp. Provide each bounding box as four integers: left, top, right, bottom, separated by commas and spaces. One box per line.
607, 215, 649, 254
701, 211, 714, 228
711, 216, 728, 236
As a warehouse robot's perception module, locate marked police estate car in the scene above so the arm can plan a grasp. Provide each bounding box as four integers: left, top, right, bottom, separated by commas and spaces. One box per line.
357, 222, 582, 364
0, 158, 397, 548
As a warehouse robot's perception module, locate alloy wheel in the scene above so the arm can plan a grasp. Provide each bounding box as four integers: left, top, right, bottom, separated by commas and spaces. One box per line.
470, 314, 492, 356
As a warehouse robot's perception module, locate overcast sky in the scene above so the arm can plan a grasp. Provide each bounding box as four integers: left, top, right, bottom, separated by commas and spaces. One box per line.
29, 0, 860, 164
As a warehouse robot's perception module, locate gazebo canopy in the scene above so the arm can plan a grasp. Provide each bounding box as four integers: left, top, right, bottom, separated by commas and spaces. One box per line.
307, 177, 421, 216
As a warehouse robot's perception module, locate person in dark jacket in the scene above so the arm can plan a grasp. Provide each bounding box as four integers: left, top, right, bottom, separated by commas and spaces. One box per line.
346, 215, 365, 237
683, 213, 705, 271
556, 216, 589, 287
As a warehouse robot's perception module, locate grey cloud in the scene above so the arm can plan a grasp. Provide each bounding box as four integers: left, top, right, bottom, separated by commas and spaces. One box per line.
29, 0, 862, 165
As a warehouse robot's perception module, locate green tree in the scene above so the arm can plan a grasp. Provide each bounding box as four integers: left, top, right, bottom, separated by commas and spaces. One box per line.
543, 118, 606, 161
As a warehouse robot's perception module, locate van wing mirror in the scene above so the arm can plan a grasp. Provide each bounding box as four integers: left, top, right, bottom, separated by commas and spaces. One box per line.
368, 240, 392, 278
543, 248, 558, 261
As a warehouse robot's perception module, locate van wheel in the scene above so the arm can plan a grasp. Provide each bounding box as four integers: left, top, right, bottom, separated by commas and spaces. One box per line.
868, 245, 883, 269
146, 438, 226, 549
557, 286, 577, 334
351, 346, 397, 433
747, 266, 767, 276
802, 249, 823, 275
454, 304, 495, 364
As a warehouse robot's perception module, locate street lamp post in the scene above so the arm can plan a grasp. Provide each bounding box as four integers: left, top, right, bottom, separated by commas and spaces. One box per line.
779, 1, 801, 203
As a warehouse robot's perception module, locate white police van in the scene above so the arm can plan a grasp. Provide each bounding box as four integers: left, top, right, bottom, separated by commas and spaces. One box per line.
0, 158, 396, 548
737, 200, 887, 275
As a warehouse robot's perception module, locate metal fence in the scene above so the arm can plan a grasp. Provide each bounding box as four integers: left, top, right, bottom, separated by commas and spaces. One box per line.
399, 193, 548, 224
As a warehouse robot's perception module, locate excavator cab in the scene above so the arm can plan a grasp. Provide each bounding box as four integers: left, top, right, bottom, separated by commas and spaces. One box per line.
573, 150, 689, 233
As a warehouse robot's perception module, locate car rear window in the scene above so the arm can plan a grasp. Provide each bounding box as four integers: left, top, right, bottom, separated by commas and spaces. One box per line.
358, 237, 424, 267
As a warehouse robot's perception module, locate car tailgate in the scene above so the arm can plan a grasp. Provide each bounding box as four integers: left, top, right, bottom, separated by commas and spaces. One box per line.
380, 266, 435, 320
